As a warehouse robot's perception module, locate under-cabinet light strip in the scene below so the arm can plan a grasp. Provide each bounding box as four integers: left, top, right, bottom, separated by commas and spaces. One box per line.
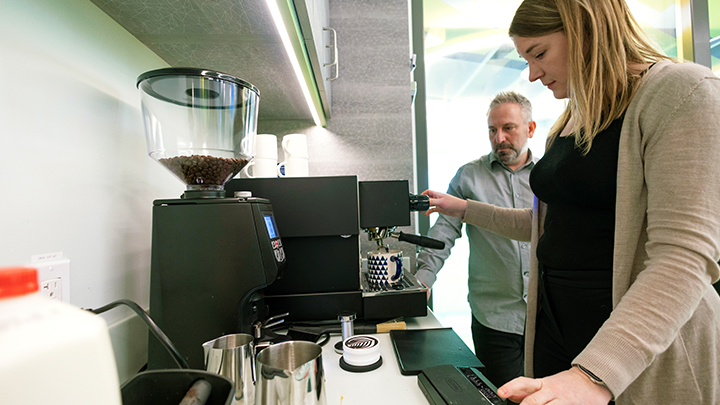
265, 0, 323, 127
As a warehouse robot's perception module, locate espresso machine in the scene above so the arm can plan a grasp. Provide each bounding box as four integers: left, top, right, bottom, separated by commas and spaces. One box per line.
225, 176, 444, 323
137, 68, 287, 370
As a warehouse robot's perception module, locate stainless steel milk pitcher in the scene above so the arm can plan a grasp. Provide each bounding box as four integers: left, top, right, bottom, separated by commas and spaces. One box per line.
254, 341, 327, 405
203, 333, 256, 405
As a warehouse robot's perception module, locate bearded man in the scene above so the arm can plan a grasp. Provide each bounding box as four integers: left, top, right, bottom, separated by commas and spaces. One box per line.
416, 91, 537, 395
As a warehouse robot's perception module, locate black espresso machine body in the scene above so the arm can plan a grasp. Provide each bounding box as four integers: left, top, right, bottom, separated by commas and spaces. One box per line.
225, 176, 429, 324
148, 196, 286, 370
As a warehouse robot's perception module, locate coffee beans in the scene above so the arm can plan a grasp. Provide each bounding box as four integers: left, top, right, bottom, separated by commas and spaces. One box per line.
159, 155, 249, 186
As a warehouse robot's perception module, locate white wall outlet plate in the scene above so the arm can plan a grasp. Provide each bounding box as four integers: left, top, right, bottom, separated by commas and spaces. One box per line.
40, 277, 62, 300
36, 259, 70, 303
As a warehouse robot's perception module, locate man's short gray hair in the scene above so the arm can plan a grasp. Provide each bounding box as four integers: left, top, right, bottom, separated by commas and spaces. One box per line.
487, 91, 533, 123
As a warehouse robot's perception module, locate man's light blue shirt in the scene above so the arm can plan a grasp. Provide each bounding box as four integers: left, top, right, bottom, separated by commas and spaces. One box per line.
415, 151, 536, 335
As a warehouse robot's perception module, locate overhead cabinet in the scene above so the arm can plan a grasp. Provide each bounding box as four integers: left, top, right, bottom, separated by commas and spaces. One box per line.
294, 0, 334, 117
91, 0, 335, 123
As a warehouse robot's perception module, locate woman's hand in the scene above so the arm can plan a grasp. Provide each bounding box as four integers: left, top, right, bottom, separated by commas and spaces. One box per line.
497, 367, 613, 405
418, 280, 432, 300
421, 190, 468, 218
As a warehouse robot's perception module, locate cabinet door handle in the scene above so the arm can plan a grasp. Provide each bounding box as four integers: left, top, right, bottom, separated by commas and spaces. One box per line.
323, 27, 339, 81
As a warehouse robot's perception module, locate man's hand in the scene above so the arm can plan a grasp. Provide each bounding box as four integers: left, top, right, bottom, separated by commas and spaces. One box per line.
497, 367, 613, 405
419, 280, 431, 300
421, 190, 468, 218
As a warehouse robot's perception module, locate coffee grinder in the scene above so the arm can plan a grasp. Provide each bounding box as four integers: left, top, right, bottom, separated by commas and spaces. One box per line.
137, 68, 287, 370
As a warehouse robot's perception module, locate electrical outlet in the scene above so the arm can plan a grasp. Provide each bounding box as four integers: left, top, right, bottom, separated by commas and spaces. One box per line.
36, 258, 71, 303
41, 278, 62, 300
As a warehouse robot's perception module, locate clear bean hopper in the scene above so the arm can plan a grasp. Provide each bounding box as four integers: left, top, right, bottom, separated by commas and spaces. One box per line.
137, 68, 260, 198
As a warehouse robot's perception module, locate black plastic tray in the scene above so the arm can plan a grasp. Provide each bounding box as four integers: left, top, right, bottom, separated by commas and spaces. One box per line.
389, 328, 483, 375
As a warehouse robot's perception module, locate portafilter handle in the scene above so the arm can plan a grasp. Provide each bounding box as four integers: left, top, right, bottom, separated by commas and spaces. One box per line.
365, 227, 445, 250
409, 193, 430, 212
394, 231, 445, 250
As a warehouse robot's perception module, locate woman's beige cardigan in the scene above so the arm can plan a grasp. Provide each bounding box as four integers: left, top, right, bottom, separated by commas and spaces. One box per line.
463, 61, 720, 404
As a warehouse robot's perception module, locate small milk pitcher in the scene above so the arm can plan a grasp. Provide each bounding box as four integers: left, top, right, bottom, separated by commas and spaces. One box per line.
203, 333, 256, 405
255, 341, 327, 405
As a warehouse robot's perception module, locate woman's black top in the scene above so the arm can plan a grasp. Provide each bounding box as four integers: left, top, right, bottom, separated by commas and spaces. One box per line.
531, 116, 624, 272
528, 116, 624, 368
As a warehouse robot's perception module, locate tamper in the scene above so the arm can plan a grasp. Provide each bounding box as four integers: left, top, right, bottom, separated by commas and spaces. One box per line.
334, 311, 356, 354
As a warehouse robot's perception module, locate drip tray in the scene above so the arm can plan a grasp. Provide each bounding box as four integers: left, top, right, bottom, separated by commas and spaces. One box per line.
361, 271, 428, 320
361, 271, 426, 296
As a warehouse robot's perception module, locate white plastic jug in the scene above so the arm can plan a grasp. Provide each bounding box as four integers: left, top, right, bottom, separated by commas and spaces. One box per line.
0, 267, 122, 405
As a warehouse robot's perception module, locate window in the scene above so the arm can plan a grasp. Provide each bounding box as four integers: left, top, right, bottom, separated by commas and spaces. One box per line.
710, 0, 720, 75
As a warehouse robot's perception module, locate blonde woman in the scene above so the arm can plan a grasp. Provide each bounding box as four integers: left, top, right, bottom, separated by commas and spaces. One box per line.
423, 0, 720, 403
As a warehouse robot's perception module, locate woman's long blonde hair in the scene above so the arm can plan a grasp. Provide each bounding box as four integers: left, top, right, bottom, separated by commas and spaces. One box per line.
509, 0, 671, 153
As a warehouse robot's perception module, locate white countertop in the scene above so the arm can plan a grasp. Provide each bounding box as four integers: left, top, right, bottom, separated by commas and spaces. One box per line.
322, 308, 443, 405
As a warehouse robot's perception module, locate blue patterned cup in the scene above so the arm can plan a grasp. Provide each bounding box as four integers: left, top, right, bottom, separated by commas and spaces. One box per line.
367, 250, 403, 285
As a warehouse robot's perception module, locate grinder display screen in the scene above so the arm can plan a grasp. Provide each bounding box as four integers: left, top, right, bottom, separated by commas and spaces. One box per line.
263, 213, 279, 239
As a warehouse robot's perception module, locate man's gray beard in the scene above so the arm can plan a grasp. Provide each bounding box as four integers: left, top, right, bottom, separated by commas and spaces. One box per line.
494, 147, 520, 165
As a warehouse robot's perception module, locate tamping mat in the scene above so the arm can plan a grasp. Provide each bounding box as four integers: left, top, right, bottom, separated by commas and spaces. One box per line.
389, 328, 483, 375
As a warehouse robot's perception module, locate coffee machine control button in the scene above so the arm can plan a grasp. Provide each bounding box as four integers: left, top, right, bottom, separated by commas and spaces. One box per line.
274, 247, 286, 262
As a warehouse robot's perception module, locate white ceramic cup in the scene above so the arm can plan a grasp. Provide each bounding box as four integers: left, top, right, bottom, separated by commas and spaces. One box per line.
255, 134, 278, 160
239, 136, 253, 156
277, 156, 309, 177
281, 134, 308, 159
241, 157, 278, 178
367, 250, 404, 285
